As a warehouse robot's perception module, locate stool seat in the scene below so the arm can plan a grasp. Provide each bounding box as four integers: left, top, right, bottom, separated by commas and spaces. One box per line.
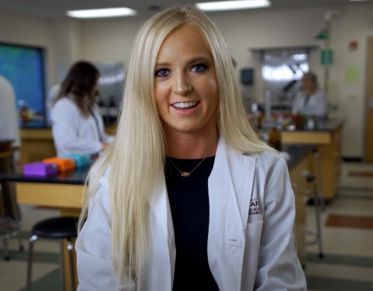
32, 217, 78, 239
27, 216, 78, 290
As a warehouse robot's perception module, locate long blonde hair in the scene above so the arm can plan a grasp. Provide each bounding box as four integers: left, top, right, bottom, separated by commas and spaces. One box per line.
79, 6, 270, 286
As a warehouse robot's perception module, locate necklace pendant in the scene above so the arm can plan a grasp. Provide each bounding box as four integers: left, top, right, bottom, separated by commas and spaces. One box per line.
180, 172, 190, 177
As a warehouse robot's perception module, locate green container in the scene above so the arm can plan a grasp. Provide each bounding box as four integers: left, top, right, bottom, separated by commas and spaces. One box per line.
321, 49, 333, 65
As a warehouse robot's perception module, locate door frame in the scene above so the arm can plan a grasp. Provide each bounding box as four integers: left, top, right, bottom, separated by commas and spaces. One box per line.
364, 36, 373, 162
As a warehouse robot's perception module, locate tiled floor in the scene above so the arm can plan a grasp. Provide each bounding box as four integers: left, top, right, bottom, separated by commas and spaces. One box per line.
326, 214, 373, 229
0, 206, 61, 291
305, 162, 373, 291
1, 162, 373, 290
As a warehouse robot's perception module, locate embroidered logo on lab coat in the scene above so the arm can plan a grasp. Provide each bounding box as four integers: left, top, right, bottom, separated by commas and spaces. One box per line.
249, 198, 260, 216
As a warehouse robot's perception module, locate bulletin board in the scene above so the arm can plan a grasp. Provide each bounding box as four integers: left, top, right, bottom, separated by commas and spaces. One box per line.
0, 42, 46, 124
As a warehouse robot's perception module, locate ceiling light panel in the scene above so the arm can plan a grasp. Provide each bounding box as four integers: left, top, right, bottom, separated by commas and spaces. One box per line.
67, 7, 137, 19
196, 0, 271, 11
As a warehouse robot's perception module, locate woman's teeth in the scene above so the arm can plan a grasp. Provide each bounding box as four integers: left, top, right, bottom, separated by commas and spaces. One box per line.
172, 102, 198, 109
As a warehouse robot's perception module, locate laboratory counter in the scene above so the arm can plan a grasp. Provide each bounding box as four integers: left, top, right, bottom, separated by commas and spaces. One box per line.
282, 117, 343, 133
281, 117, 344, 200
7, 145, 311, 186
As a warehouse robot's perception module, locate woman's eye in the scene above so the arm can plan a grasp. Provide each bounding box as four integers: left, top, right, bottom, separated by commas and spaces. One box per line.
191, 63, 208, 73
155, 68, 170, 78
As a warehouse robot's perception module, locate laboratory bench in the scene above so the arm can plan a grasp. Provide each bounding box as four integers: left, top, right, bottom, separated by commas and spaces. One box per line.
19, 126, 55, 166
281, 118, 344, 201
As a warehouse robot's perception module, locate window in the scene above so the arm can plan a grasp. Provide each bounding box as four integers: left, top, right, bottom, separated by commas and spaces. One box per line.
260, 48, 310, 107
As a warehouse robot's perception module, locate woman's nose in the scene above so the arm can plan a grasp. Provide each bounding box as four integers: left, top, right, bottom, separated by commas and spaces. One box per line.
173, 72, 192, 96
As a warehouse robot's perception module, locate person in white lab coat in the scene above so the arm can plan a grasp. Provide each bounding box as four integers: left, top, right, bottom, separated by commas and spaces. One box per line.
50, 61, 113, 157
0, 75, 21, 220
0, 75, 20, 147
76, 7, 307, 291
292, 72, 327, 118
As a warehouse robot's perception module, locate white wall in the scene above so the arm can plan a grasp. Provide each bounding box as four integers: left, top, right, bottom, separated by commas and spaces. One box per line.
0, 9, 83, 87
0, 9, 55, 87
49, 19, 83, 83
331, 5, 373, 157
80, 17, 146, 67
1, 4, 372, 157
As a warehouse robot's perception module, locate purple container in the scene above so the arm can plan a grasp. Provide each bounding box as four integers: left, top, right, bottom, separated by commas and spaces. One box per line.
23, 162, 59, 177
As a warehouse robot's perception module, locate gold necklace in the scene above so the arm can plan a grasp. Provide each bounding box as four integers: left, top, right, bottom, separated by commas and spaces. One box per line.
167, 157, 207, 177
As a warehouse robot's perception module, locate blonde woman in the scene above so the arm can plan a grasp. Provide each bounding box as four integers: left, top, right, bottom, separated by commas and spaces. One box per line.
76, 7, 306, 291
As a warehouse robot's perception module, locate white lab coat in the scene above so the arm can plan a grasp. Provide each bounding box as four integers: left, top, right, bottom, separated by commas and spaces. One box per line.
0, 75, 20, 146
292, 89, 327, 118
76, 138, 307, 291
50, 97, 113, 156
46, 84, 60, 124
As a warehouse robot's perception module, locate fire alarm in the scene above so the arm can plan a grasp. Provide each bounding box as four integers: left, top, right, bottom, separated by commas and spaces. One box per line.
349, 41, 358, 51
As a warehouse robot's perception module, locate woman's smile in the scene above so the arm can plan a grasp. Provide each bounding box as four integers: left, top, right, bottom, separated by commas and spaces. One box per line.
170, 101, 201, 114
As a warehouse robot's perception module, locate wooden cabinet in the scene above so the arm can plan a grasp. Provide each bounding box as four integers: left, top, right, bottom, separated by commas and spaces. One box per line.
20, 129, 56, 166
289, 152, 312, 266
281, 120, 343, 200
317, 126, 342, 200
19, 125, 117, 166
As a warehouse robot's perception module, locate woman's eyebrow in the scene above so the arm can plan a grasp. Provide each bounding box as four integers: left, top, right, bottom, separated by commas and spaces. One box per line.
155, 56, 212, 68
186, 56, 211, 65
155, 62, 170, 68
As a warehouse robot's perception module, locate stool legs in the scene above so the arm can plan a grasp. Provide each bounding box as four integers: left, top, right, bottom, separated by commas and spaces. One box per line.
313, 151, 326, 212
27, 236, 76, 291
26, 235, 38, 291
0, 219, 24, 260
16, 222, 25, 252
305, 175, 324, 258
313, 150, 324, 258
2, 233, 10, 261
314, 186, 324, 258
67, 239, 76, 290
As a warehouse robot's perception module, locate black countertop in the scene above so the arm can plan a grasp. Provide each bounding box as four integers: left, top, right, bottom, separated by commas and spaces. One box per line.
4, 166, 90, 185
4, 145, 311, 185
283, 145, 312, 171
282, 118, 344, 132
20, 120, 51, 129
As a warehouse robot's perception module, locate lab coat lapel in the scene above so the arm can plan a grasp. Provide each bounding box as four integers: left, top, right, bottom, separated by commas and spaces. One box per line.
146, 177, 175, 291
208, 138, 256, 291
149, 177, 174, 242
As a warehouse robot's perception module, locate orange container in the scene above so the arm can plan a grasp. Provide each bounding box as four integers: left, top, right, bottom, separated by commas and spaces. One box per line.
42, 157, 76, 172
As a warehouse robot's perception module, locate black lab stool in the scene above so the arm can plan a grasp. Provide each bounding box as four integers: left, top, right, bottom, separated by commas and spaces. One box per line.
305, 149, 324, 259
26, 216, 78, 291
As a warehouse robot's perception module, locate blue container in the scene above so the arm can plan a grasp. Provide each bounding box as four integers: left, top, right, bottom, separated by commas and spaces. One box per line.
63, 154, 91, 168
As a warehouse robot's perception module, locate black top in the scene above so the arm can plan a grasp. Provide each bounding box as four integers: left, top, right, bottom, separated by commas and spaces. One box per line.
165, 156, 219, 291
